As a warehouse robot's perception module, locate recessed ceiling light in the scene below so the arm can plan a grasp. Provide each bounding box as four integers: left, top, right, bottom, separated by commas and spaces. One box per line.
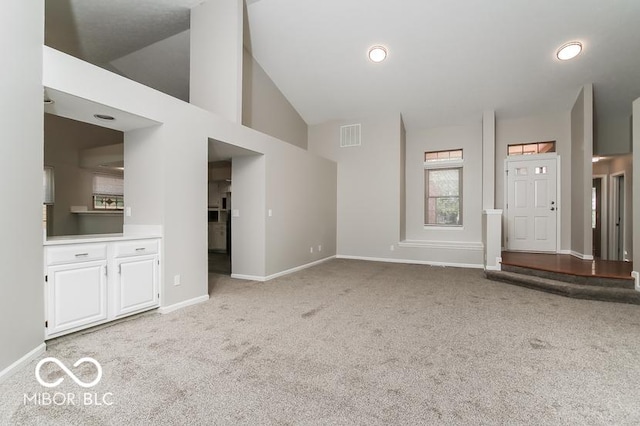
368, 45, 388, 63
94, 114, 115, 121
556, 41, 582, 61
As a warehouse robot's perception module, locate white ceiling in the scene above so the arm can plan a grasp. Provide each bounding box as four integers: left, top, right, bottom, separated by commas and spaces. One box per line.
46, 0, 640, 131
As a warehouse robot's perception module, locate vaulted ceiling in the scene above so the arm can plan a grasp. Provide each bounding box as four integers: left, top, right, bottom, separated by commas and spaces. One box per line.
45, 0, 640, 131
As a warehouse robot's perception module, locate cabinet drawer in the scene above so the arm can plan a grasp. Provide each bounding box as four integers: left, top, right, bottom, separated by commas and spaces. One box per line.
46, 244, 107, 266
114, 239, 159, 258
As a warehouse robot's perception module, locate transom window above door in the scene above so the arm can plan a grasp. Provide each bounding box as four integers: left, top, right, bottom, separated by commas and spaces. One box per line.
507, 141, 555, 156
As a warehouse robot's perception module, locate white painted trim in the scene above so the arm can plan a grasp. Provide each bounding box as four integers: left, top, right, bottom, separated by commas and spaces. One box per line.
230, 274, 265, 282
337, 255, 483, 269
264, 256, 336, 281
557, 249, 572, 255
570, 250, 594, 261
398, 240, 483, 251
633, 271, 639, 292
158, 294, 209, 314
231, 256, 337, 282
483, 209, 503, 215
0, 343, 46, 384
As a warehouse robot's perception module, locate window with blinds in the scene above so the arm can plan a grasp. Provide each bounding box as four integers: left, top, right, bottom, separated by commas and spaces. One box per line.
93, 174, 124, 210
424, 149, 463, 226
43, 167, 54, 205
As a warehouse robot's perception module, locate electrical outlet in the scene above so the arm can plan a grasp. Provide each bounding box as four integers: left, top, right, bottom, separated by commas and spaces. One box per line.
318, 245, 322, 252
174, 275, 181, 286
268, 209, 273, 217
125, 207, 132, 217
310, 247, 314, 253
390, 245, 395, 251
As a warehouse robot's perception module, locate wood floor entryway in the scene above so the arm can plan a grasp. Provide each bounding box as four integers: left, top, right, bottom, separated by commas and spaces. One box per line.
501, 251, 633, 281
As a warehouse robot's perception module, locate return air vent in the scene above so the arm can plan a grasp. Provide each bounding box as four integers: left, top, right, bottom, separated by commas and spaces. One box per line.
340, 124, 361, 148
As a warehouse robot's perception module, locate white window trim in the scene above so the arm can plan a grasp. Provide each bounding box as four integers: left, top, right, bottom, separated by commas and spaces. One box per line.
424, 162, 464, 227
424, 158, 464, 169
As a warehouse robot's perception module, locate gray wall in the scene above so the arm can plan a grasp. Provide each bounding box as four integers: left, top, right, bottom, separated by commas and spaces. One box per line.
571, 85, 594, 258
45, 114, 124, 236
242, 48, 308, 149
405, 121, 483, 243
495, 112, 572, 250
308, 115, 484, 266
595, 114, 632, 156
0, 0, 45, 377
265, 143, 337, 276
308, 115, 403, 258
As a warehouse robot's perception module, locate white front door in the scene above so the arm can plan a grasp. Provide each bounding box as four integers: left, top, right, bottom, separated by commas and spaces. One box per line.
506, 157, 558, 252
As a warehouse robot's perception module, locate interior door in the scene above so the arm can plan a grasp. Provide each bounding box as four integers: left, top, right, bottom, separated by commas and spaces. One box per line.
506, 157, 557, 252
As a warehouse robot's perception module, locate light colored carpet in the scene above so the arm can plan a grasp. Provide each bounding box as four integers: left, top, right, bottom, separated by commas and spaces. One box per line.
2, 259, 640, 425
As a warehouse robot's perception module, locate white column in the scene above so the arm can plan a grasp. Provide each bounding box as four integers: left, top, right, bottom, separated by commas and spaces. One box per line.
482, 110, 496, 210
633, 98, 640, 289
483, 209, 503, 271
190, 0, 243, 123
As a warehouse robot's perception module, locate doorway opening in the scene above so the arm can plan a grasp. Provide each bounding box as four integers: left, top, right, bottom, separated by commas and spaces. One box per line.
208, 160, 232, 276
591, 176, 607, 259
611, 172, 626, 261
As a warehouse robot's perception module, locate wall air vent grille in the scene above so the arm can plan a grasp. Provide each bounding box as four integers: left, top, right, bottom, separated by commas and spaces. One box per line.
340, 124, 361, 147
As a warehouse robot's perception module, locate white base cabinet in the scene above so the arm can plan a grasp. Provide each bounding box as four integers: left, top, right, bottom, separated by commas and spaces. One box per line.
44, 238, 161, 339
46, 260, 108, 336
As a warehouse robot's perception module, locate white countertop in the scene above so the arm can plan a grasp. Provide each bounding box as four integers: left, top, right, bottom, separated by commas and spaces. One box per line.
44, 233, 162, 246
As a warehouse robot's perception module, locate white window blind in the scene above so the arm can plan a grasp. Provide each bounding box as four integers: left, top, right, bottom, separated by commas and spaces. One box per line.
43, 167, 54, 204
93, 174, 124, 196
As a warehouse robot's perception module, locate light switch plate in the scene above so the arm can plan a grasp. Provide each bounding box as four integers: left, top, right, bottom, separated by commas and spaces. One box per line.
232, 209, 240, 217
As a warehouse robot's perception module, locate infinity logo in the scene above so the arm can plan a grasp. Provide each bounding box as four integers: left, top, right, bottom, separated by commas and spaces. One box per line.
35, 357, 103, 388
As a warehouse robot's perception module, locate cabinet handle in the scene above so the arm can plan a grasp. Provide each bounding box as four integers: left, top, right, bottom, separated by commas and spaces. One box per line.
135, 248, 146, 252
75, 253, 89, 257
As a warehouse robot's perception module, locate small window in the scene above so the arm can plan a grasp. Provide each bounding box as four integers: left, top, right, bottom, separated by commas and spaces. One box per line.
425, 149, 463, 163
93, 174, 124, 210
507, 141, 556, 156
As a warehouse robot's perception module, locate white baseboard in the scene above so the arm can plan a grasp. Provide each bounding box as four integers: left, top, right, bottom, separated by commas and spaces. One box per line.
231, 256, 336, 282
337, 255, 483, 270
557, 249, 571, 255
398, 240, 483, 251
0, 343, 46, 384
570, 251, 594, 260
265, 256, 336, 281
633, 271, 639, 292
158, 294, 209, 314
230, 274, 265, 282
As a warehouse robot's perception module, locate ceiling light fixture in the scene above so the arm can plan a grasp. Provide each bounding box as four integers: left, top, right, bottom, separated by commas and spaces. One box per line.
556, 41, 582, 61
94, 114, 115, 121
368, 45, 388, 63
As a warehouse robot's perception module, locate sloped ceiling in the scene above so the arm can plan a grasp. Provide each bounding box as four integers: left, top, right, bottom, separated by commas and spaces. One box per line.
45, 0, 640, 131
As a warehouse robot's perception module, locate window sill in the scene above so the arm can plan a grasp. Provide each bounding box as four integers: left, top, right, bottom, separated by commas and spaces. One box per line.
423, 225, 464, 231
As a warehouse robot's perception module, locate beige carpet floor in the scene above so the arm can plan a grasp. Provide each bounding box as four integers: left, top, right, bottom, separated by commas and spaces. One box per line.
2, 259, 640, 424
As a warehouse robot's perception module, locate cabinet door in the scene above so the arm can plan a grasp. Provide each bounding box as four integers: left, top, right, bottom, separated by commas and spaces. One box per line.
114, 255, 159, 317
46, 260, 108, 336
